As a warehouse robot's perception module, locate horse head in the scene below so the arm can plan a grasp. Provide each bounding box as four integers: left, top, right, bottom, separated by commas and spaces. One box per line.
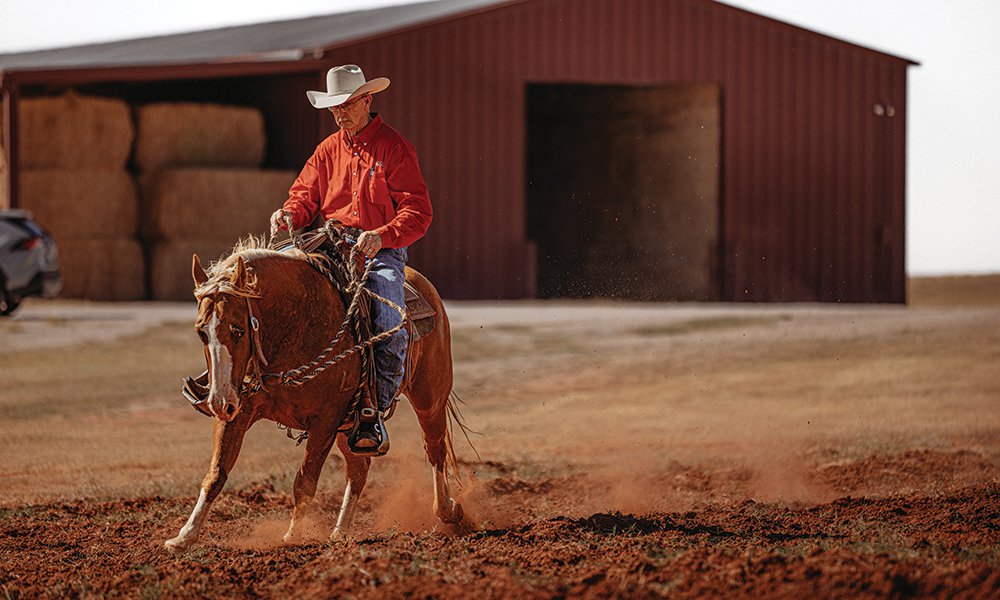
191, 253, 259, 422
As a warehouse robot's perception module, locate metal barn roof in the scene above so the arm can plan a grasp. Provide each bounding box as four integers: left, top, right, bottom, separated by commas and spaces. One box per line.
0, 0, 915, 74
0, 0, 511, 71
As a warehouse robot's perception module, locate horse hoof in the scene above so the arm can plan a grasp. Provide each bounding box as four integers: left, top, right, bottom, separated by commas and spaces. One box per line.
164, 536, 191, 553
281, 531, 301, 546
329, 528, 349, 543
439, 500, 464, 525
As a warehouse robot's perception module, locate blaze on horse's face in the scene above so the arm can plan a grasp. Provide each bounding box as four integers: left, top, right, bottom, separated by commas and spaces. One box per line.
192, 255, 253, 422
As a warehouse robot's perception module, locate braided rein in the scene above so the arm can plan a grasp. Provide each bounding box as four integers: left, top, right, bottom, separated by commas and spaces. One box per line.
257, 218, 408, 389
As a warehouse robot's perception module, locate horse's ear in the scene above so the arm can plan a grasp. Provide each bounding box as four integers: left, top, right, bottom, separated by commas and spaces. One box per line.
230, 256, 247, 288
192, 254, 208, 287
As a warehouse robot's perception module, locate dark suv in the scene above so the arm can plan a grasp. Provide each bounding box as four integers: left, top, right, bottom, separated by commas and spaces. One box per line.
0, 210, 62, 316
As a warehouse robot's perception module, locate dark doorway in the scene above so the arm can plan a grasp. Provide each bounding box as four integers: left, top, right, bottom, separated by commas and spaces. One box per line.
527, 83, 721, 300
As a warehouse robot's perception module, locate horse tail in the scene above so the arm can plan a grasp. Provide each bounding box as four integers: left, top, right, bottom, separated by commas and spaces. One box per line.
444, 389, 480, 485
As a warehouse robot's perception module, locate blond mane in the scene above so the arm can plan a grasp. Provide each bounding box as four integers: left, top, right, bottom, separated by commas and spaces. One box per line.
193, 235, 309, 300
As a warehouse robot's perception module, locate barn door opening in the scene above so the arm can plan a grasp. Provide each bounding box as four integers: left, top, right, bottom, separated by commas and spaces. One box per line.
526, 83, 721, 300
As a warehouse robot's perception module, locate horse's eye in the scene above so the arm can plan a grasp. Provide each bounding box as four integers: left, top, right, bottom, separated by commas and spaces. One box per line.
230, 325, 245, 339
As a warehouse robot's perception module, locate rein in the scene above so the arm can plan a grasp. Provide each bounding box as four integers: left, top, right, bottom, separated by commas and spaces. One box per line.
238, 221, 408, 397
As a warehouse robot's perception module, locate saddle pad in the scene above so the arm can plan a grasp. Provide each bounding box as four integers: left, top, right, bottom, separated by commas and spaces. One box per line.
404, 282, 435, 320
404, 281, 436, 340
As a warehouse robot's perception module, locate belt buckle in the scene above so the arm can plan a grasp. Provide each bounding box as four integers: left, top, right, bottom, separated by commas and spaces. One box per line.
343, 226, 363, 242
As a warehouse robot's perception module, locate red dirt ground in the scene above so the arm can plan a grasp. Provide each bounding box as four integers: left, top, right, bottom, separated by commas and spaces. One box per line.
2, 282, 999, 598
1, 477, 997, 598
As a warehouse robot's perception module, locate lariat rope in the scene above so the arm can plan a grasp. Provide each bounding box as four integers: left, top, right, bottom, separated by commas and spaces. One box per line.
260, 217, 408, 388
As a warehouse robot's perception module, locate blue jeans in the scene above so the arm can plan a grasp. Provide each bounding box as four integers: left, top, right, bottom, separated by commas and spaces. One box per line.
363, 246, 409, 411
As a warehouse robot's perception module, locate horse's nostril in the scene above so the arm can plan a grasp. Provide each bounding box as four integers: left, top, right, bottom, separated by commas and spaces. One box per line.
226, 404, 236, 416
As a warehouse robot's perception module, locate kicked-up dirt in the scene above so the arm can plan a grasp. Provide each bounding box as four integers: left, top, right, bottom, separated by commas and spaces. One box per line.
1, 276, 998, 598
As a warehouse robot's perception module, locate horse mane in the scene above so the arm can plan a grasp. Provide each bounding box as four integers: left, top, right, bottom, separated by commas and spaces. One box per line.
193, 235, 309, 300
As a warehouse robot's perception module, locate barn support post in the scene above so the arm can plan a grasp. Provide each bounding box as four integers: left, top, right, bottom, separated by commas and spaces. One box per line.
1, 76, 18, 209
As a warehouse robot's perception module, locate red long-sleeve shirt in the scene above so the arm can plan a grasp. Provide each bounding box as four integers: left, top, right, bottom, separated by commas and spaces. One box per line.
283, 114, 432, 249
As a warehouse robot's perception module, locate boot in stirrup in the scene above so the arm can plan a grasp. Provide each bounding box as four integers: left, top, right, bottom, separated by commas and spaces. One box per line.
348, 405, 390, 457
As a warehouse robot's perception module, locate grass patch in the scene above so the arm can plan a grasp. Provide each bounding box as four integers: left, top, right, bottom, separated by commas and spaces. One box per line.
629, 315, 789, 337
0, 506, 39, 520
908, 274, 1000, 307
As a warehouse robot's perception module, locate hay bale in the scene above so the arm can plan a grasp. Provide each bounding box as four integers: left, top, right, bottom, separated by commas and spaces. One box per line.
18, 92, 134, 169
57, 238, 145, 300
134, 103, 266, 173
149, 239, 237, 301
142, 168, 296, 240
19, 170, 138, 239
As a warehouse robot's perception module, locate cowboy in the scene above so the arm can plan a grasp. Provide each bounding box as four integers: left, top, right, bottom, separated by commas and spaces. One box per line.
271, 64, 432, 454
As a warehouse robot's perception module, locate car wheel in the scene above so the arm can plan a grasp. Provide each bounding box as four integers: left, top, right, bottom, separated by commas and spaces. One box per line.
0, 278, 20, 317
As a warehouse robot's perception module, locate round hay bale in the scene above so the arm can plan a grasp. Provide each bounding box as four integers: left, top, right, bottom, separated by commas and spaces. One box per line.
142, 168, 296, 240
18, 92, 134, 170
149, 238, 237, 301
134, 103, 266, 173
19, 170, 138, 239
57, 238, 145, 300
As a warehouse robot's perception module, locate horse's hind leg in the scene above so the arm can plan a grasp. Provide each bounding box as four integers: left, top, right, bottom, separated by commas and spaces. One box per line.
165, 411, 253, 552
282, 426, 337, 545
411, 389, 463, 525
330, 433, 372, 541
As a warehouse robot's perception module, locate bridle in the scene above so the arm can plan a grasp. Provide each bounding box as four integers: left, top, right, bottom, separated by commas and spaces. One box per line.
239, 295, 271, 397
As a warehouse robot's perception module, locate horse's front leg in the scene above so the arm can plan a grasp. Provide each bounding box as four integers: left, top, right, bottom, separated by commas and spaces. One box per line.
282, 425, 338, 545
330, 433, 372, 541
165, 410, 253, 552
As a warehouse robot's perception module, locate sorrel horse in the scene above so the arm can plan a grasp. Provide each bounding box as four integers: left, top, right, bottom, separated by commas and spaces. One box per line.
164, 240, 464, 551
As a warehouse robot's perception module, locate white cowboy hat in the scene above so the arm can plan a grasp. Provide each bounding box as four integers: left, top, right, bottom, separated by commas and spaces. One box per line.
306, 65, 390, 109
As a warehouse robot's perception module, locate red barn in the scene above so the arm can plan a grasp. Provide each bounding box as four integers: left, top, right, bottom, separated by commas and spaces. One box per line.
0, 0, 915, 302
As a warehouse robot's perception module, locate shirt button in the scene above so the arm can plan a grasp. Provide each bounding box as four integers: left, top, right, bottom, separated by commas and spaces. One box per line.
353, 211, 358, 216
353, 191, 357, 196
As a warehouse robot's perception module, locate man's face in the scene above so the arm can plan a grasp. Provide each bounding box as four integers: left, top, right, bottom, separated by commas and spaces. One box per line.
330, 94, 372, 133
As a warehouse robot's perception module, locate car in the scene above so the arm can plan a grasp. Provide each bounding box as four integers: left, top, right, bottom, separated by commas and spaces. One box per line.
0, 209, 62, 316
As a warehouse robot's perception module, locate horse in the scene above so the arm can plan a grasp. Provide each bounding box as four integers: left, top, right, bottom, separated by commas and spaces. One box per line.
164, 237, 465, 551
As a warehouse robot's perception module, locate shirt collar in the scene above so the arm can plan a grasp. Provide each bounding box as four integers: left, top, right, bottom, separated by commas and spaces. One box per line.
344, 113, 383, 148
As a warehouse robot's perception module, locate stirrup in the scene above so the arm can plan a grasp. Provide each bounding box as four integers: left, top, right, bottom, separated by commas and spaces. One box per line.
347, 407, 390, 456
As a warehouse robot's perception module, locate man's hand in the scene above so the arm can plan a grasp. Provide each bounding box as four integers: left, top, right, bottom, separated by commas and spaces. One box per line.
270, 209, 290, 237
356, 230, 383, 259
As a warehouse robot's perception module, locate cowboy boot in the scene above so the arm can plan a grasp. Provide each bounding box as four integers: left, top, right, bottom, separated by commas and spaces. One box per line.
347, 386, 390, 456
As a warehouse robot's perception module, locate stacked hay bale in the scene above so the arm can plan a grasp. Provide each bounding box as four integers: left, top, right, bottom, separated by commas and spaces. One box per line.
134, 103, 296, 300
135, 102, 296, 300
16, 92, 144, 300
143, 168, 297, 299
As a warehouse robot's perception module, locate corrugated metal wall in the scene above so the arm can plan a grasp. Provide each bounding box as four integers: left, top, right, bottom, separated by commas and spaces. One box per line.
322, 0, 908, 301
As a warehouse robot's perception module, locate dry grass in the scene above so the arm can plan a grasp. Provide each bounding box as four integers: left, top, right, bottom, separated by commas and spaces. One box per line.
1, 278, 998, 510
908, 274, 1000, 306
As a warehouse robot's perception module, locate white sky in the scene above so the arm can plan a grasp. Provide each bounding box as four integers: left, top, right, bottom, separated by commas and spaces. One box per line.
1, 0, 997, 275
